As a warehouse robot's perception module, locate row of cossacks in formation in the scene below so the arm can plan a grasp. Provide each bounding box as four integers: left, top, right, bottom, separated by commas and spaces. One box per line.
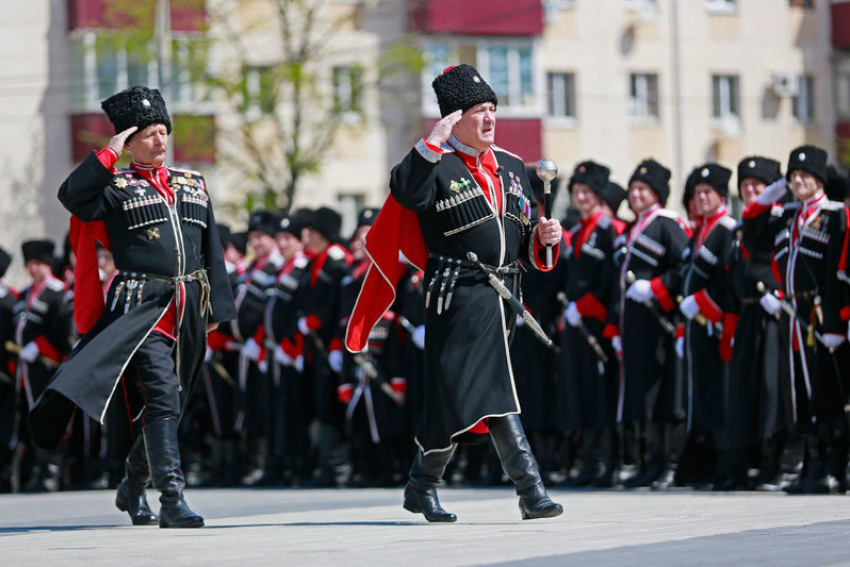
2, 143, 850, 494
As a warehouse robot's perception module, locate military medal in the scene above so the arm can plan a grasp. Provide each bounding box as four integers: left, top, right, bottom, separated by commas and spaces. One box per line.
450, 180, 461, 193
146, 227, 161, 240
115, 178, 128, 189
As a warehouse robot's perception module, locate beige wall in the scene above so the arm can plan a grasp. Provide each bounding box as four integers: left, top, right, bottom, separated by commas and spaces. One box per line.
540, 0, 836, 213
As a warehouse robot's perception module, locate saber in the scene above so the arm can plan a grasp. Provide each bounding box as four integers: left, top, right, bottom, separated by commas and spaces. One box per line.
466, 252, 559, 353
397, 315, 417, 335
4, 341, 60, 368
536, 159, 558, 269
555, 292, 609, 364
625, 271, 677, 337
755, 282, 835, 352
352, 353, 403, 406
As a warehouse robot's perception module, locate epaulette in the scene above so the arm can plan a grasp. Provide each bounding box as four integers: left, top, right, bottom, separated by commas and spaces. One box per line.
821, 200, 844, 212
718, 216, 738, 231
657, 209, 683, 221
167, 165, 202, 177
597, 215, 612, 229
47, 279, 66, 293
784, 202, 802, 211
491, 145, 523, 162
328, 245, 347, 261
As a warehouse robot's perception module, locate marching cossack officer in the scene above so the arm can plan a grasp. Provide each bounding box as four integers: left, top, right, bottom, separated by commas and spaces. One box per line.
347, 64, 563, 521
28, 86, 236, 527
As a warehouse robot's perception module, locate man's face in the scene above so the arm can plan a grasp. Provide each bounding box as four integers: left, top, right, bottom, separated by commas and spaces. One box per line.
275, 231, 303, 260
693, 183, 725, 216
628, 180, 659, 214
789, 170, 822, 202
248, 231, 277, 259
452, 102, 496, 152
572, 183, 602, 218
739, 177, 767, 207
224, 244, 242, 264
126, 123, 169, 166
26, 260, 52, 283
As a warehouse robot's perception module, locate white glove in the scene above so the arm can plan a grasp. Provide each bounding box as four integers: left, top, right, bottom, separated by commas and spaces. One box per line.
611, 336, 622, 354
241, 337, 261, 361
679, 295, 700, 321
565, 302, 582, 328
675, 337, 685, 359
756, 178, 788, 206
328, 350, 343, 373
204, 346, 213, 363
412, 325, 426, 350
298, 316, 310, 336
274, 345, 293, 367
258, 360, 268, 373
295, 355, 304, 373
821, 334, 846, 349
626, 279, 653, 303
759, 293, 782, 316
19, 342, 39, 363
515, 313, 525, 327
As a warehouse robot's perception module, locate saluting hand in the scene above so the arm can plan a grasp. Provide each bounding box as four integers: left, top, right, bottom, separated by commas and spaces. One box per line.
107, 126, 138, 156
426, 109, 463, 148
537, 217, 562, 246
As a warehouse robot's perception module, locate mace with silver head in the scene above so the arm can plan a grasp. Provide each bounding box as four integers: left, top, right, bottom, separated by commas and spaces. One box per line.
536, 159, 558, 268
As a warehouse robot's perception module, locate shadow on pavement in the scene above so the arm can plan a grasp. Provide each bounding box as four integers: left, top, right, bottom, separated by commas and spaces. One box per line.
0, 524, 124, 534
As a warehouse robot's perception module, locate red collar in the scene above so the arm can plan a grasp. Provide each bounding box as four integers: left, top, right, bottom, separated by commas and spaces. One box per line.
573, 210, 604, 257
696, 205, 727, 248
131, 161, 174, 205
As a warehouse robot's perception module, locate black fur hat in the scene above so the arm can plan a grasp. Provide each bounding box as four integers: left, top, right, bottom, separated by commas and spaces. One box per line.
306, 206, 342, 243
0, 246, 10, 279
247, 210, 278, 237
276, 212, 306, 237
231, 232, 248, 256
737, 156, 782, 190
682, 167, 701, 209
101, 86, 172, 139
690, 163, 732, 198
356, 208, 380, 229
825, 165, 850, 202
786, 145, 828, 184
569, 161, 610, 195
600, 181, 627, 215
629, 159, 671, 206
432, 64, 498, 118
22, 239, 55, 265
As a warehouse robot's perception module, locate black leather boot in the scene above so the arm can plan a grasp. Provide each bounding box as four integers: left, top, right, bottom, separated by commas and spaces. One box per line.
115, 436, 158, 525
143, 418, 204, 528
403, 445, 457, 522
489, 415, 563, 520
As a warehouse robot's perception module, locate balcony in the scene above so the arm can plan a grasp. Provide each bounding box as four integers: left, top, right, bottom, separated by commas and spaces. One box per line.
67, 0, 206, 32
409, 0, 543, 37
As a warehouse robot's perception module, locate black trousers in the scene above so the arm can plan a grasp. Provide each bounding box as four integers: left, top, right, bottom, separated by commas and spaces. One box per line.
129, 333, 182, 424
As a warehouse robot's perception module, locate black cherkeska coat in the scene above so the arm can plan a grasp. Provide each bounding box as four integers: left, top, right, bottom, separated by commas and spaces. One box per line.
611, 207, 690, 424
29, 152, 236, 450
390, 137, 551, 455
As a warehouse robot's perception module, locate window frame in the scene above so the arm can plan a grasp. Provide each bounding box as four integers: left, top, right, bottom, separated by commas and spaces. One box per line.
629, 72, 660, 123
793, 75, 816, 126
545, 71, 577, 126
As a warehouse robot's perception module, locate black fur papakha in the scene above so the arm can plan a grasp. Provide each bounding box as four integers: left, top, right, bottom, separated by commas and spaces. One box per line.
432, 64, 498, 118
101, 86, 172, 139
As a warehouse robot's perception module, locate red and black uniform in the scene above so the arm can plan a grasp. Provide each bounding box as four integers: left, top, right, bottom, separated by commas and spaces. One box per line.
681, 204, 737, 433
0, 276, 17, 490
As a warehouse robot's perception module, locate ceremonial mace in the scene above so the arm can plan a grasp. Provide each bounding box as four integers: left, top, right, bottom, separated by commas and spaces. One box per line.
536, 159, 558, 269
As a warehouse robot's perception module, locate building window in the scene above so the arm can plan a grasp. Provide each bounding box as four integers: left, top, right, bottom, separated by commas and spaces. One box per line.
332, 66, 364, 114
629, 73, 659, 120
243, 66, 276, 120
705, 0, 737, 14
712, 75, 740, 120
624, 0, 657, 18
793, 75, 815, 124
478, 43, 534, 108
547, 72, 576, 119
837, 72, 850, 120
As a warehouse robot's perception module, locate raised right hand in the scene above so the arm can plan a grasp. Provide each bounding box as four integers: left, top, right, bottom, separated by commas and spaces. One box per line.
107, 126, 138, 156
426, 109, 463, 147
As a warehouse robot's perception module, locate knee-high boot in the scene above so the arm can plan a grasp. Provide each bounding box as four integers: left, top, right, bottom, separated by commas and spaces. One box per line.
115, 435, 158, 525
403, 445, 457, 522
489, 415, 563, 520
143, 418, 204, 528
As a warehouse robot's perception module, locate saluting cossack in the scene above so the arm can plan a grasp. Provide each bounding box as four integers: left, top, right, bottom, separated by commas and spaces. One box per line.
28, 86, 236, 450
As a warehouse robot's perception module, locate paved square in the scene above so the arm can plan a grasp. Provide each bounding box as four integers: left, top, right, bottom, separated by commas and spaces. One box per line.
2, 488, 850, 565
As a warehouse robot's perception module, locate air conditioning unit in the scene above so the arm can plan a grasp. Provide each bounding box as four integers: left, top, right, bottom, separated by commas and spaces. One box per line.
772, 73, 798, 97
